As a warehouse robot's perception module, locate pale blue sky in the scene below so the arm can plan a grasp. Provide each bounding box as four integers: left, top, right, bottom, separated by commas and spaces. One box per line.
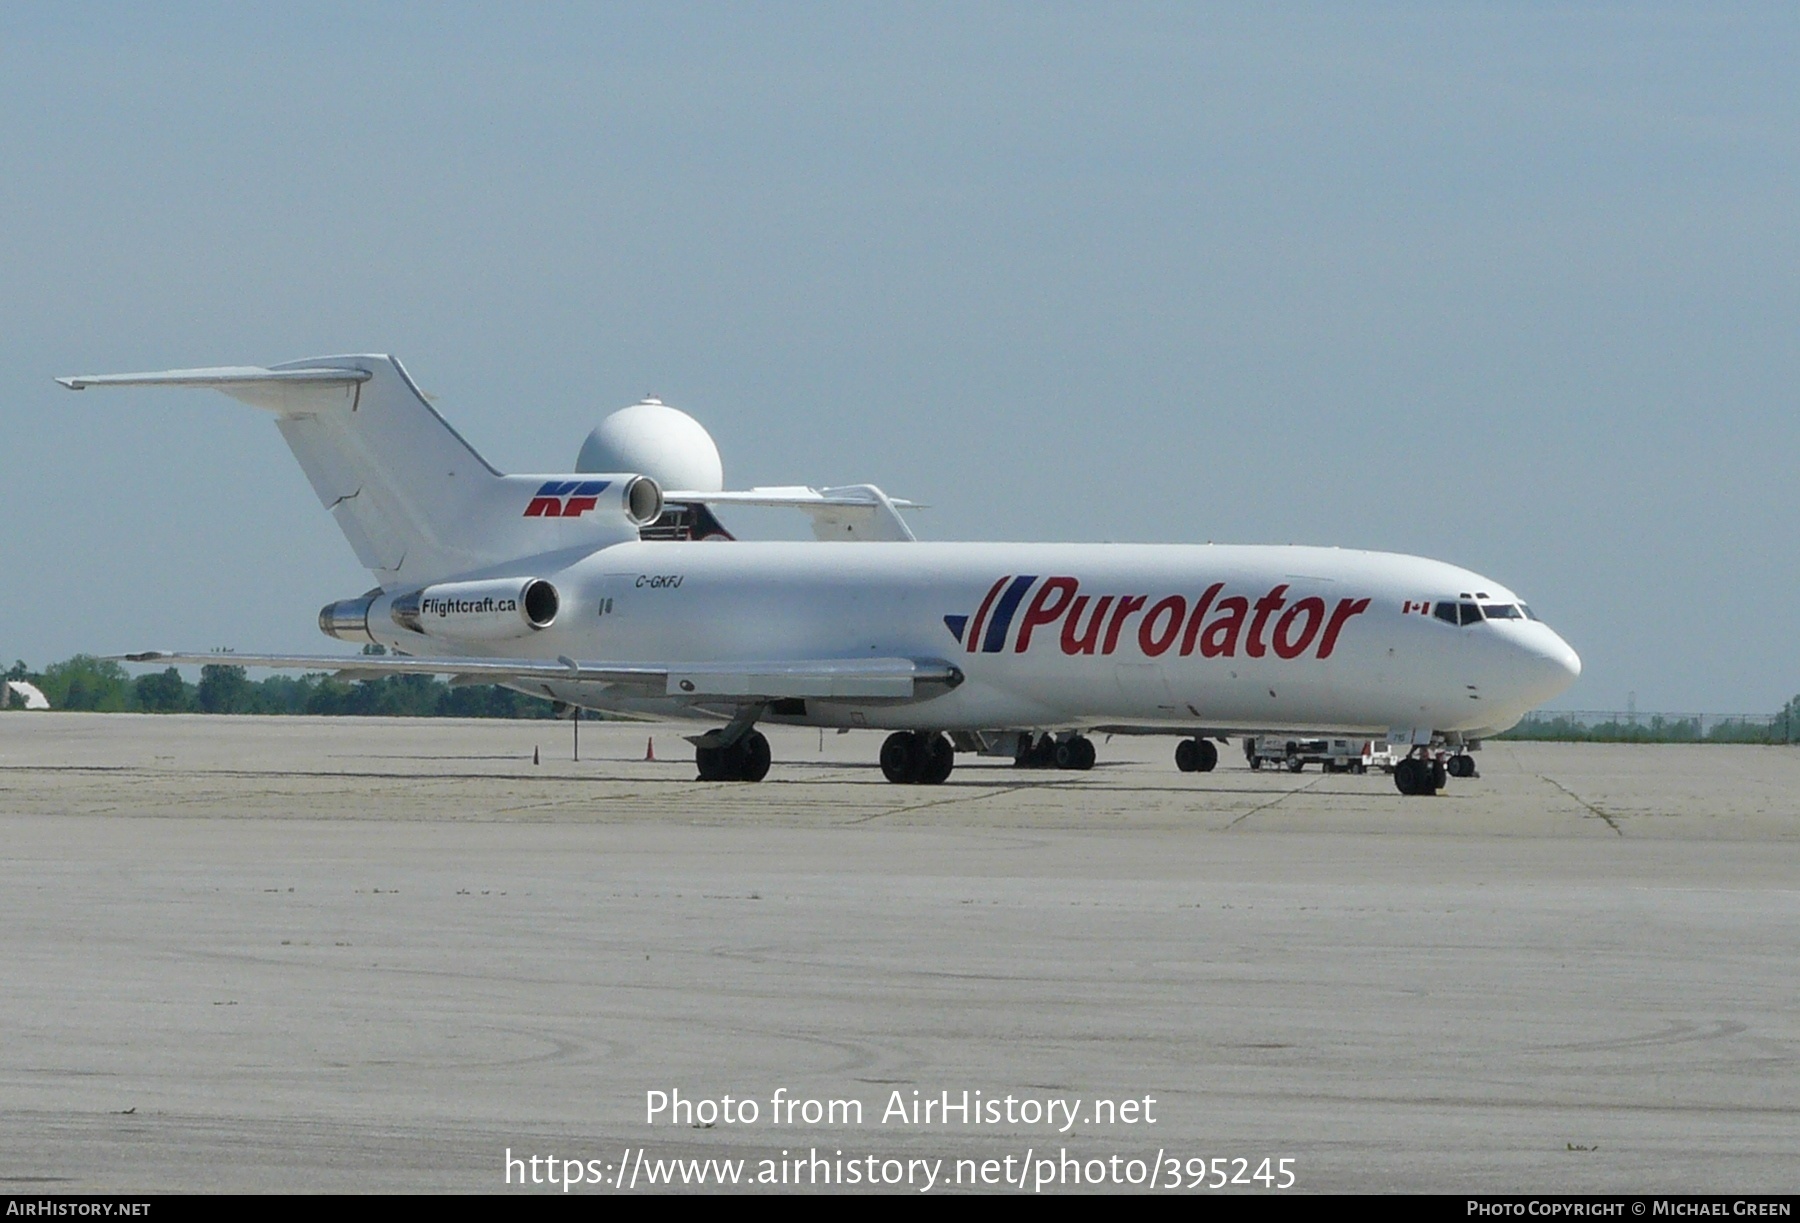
2, 3, 1795, 711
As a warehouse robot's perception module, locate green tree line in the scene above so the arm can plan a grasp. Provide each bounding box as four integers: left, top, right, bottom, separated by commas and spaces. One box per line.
4, 655, 558, 718
1498, 698, 1800, 745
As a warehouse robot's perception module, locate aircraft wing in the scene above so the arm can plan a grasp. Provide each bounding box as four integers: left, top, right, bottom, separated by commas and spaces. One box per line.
116, 651, 962, 702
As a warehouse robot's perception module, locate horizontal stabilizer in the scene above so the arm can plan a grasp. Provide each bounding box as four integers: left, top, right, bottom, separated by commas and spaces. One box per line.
116, 651, 963, 702
664, 484, 920, 542
58, 366, 371, 390
58, 365, 372, 415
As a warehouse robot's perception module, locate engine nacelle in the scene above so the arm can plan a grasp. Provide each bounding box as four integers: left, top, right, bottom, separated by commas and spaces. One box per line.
524, 473, 663, 527
388, 577, 561, 641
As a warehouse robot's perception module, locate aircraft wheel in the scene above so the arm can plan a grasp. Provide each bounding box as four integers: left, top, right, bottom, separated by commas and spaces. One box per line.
1447, 754, 1475, 779
1013, 734, 1042, 768
1177, 738, 1217, 773
918, 733, 955, 784
1055, 735, 1095, 770
1014, 733, 1058, 768
738, 730, 772, 783
1394, 756, 1439, 796
696, 744, 727, 781
1431, 760, 1448, 791
1393, 757, 1419, 795
1054, 740, 1076, 769
880, 732, 919, 784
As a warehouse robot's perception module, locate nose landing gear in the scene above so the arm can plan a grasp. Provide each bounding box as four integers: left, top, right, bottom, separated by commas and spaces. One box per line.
1393, 755, 1437, 796
1394, 750, 1473, 796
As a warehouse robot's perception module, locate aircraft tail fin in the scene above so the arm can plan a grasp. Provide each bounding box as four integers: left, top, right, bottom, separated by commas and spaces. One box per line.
59, 355, 644, 587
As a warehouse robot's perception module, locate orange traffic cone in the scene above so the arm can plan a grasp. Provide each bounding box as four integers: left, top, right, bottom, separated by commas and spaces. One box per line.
645, 737, 656, 761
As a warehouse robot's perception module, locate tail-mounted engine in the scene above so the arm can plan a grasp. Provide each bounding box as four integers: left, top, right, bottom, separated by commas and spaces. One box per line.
320, 577, 562, 645
524, 474, 663, 527
389, 578, 560, 639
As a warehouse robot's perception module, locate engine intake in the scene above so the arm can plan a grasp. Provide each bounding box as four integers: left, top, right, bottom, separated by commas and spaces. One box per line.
529, 473, 662, 528
623, 474, 663, 526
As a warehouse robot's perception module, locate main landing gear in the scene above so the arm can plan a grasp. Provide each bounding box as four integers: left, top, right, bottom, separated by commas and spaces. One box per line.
1174, 737, 1219, 773
695, 729, 771, 782
1392, 748, 1478, 796
1011, 733, 1095, 771
1392, 754, 1443, 796
881, 731, 956, 784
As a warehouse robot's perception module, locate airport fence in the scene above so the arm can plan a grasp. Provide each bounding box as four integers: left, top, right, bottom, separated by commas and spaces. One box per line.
1500, 710, 1795, 744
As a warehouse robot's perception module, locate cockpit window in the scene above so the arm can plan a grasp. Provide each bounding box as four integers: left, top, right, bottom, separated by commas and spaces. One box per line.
1521, 604, 1540, 621
1434, 602, 1459, 624
1460, 603, 1482, 626
1482, 603, 1523, 620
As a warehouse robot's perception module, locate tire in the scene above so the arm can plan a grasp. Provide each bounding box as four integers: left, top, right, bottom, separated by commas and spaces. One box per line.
1430, 760, 1448, 791
918, 733, 955, 784
738, 730, 771, 783
880, 732, 919, 784
1014, 734, 1056, 768
1175, 740, 1198, 773
1394, 757, 1422, 796
1194, 739, 1218, 772
696, 744, 725, 781
1071, 736, 1096, 770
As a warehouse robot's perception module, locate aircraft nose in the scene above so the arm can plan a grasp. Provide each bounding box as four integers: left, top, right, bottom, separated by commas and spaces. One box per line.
1520, 627, 1581, 702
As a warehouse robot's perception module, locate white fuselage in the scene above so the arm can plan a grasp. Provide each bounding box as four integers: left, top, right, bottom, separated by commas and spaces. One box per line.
363, 540, 1581, 739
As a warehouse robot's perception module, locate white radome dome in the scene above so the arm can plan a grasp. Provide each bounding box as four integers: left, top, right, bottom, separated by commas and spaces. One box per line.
576, 398, 724, 493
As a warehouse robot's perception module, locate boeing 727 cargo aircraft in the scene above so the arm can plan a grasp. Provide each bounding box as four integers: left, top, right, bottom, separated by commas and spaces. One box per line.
59, 355, 1579, 795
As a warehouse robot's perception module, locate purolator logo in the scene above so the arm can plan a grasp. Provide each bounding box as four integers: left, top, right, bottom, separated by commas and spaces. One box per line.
524, 480, 612, 518
945, 576, 1370, 660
